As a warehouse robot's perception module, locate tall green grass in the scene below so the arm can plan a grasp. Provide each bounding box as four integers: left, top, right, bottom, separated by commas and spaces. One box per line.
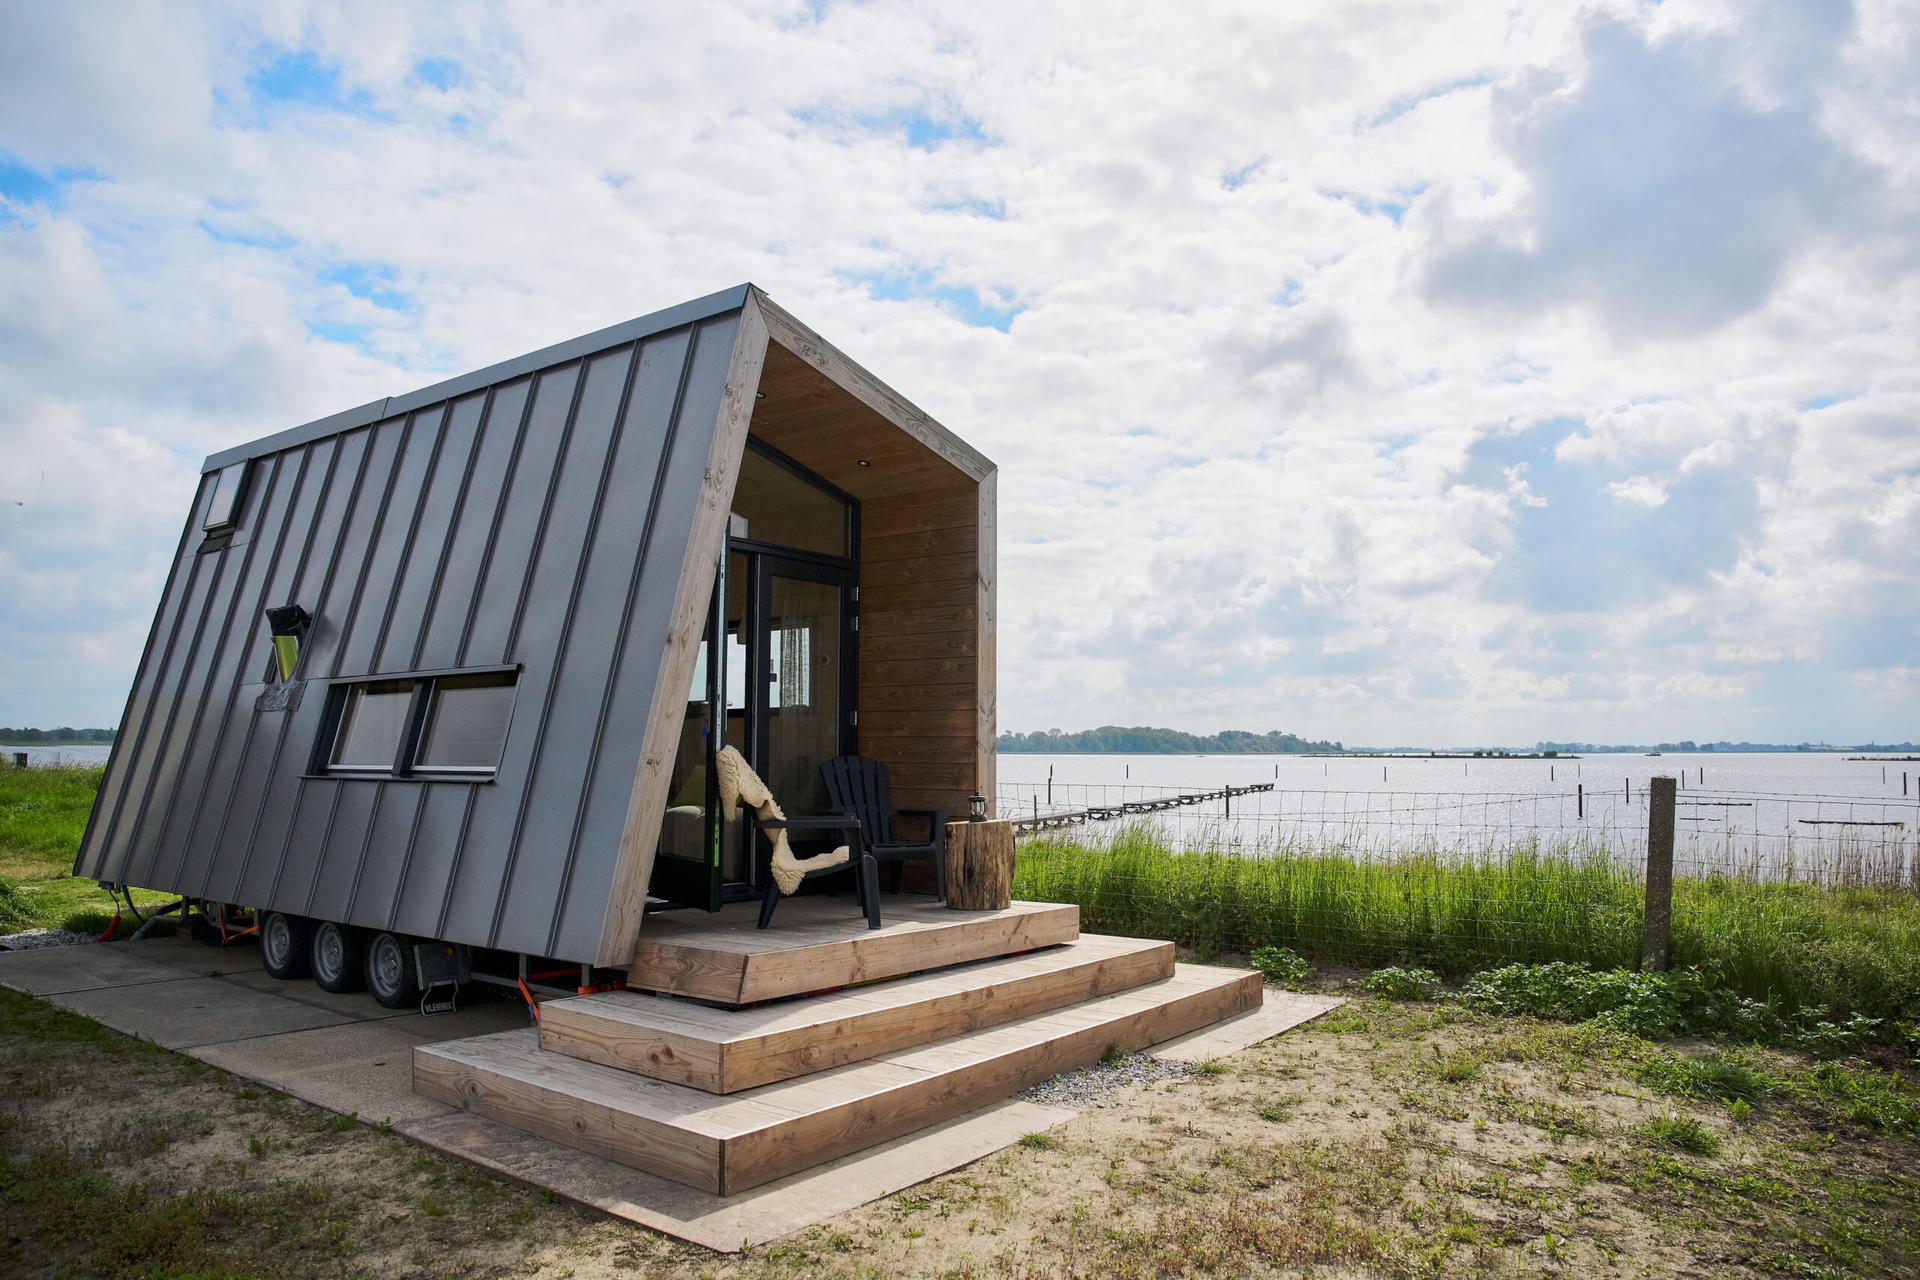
1013, 823, 1920, 1025
0, 765, 104, 876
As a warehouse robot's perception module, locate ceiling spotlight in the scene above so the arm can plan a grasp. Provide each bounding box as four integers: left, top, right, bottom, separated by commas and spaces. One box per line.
856, 458, 872, 467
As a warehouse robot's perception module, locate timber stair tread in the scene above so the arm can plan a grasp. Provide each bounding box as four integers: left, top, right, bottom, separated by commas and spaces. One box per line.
627, 898, 1081, 1005
539, 933, 1176, 1091
414, 962, 1262, 1195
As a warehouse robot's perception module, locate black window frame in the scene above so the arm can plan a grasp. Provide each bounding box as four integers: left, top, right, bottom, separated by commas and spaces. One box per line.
309, 664, 521, 783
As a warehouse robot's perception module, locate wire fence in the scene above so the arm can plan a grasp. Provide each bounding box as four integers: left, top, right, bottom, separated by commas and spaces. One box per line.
999, 780, 1920, 891
1000, 779, 1920, 1010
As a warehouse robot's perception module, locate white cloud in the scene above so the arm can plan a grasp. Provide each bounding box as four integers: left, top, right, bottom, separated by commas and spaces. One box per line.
0, 0, 1915, 745
1604, 476, 1670, 507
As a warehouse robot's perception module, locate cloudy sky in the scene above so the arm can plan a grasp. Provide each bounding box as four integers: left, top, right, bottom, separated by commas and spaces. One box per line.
1, 1, 1915, 747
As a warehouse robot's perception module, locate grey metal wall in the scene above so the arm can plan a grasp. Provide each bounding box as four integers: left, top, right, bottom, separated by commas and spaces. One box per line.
76, 291, 747, 964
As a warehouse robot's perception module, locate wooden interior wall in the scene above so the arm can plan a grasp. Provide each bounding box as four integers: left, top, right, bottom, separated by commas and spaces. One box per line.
746, 342, 985, 830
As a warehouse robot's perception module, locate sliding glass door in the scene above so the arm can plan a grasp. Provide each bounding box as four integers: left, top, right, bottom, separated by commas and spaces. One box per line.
651, 549, 855, 912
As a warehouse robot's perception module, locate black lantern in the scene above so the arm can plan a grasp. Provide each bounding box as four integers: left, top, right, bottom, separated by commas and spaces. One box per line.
968, 792, 987, 822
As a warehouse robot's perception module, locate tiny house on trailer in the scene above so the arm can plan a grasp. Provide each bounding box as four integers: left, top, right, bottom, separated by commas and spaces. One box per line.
75, 285, 998, 993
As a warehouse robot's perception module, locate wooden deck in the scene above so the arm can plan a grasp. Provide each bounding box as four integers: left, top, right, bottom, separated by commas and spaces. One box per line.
543, 933, 1173, 1092
627, 898, 1080, 1005
415, 963, 1261, 1195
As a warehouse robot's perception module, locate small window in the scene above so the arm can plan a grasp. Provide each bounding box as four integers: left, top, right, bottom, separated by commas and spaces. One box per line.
203, 461, 250, 533
329, 679, 415, 771
414, 672, 517, 772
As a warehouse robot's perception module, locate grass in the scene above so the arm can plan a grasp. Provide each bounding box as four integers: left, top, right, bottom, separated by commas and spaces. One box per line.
1641, 1112, 1723, 1155
0, 764, 172, 935
1014, 823, 1920, 1029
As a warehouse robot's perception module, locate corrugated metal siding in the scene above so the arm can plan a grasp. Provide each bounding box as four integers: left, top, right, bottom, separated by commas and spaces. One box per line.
76, 304, 745, 964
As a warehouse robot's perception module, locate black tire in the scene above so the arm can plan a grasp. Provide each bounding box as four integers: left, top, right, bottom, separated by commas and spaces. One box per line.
364, 931, 421, 1010
310, 921, 364, 993
260, 912, 311, 980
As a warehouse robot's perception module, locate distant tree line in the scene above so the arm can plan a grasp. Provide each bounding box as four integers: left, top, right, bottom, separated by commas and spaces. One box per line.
997, 726, 1343, 754
0, 727, 117, 744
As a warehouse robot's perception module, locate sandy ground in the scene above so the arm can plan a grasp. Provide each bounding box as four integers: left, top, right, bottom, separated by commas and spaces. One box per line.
4, 974, 1918, 1279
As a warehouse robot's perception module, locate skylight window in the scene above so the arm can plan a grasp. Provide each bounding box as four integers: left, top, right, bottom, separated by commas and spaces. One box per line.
203, 461, 250, 533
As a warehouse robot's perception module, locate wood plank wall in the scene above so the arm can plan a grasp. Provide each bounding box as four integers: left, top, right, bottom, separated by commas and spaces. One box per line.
744, 340, 988, 837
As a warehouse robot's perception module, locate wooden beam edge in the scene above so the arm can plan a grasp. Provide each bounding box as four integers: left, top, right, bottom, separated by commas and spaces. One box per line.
594, 302, 771, 970
976, 469, 997, 816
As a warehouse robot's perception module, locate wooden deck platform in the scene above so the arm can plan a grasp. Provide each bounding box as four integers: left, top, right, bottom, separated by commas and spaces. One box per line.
415, 963, 1261, 1195
543, 933, 1174, 1092
627, 898, 1080, 1005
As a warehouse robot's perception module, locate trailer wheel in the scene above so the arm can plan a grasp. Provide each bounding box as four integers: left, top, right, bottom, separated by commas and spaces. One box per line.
364, 931, 421, 1010
310, 921, 364, 992
260, 912, 311, 980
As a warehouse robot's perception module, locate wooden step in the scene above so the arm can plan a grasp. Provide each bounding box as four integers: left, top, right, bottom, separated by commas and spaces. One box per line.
541, 934, 1175, 1092
629, 898, 1080, 1005
415, 963, 1261, 1195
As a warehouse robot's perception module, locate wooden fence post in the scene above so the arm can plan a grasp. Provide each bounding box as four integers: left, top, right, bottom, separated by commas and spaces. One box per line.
1642, 775, 1677, 972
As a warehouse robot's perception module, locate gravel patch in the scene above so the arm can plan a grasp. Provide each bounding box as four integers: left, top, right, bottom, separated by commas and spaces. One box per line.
0, 929, 99, 952
1018, 1051, 1198, 1107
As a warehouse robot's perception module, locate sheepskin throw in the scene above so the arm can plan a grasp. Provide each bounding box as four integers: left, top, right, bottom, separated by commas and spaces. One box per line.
713, 745, 850, 895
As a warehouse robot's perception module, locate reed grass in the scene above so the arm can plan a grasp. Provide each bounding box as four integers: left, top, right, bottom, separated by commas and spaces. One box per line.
1013, 822, 1920, 1026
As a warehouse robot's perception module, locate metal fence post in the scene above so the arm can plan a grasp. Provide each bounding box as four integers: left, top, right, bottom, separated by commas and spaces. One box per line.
1642, 775, 1676, 971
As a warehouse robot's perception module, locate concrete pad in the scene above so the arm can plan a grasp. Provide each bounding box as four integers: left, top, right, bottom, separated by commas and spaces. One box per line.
399, 1098, 1078, 1252
186, 997, 529, 1123
133, 933, 270, 977
216, 969, 416, 1021
0, 944, 191, 996
1148, 992, 1344, 1062
49, 976, 358, 1049
191, 1020, 458, 1124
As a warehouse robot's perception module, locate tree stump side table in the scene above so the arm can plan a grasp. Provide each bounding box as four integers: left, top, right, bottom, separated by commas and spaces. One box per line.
943, 818, 1014, 911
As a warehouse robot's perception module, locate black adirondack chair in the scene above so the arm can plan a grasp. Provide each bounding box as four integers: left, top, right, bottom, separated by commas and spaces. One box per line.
819, 756, 948, 900
750, 812, 882, 931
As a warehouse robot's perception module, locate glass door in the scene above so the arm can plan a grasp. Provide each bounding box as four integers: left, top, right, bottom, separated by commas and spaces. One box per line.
756, 556, 854, 821
650, 549, 854, 912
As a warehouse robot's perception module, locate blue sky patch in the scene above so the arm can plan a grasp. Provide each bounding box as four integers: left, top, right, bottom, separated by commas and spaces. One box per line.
307, 318, 371, 346
799, 104, 990, 150
197, 218, 295, 250
931, 196, 1007, 220
320, 261, 411, 311
1368, 74, 1493, 128
846, 268, 1023, 331
1222, 160, 1262, 191
1798, 393, 1852, 411
0, 153, 103, 207
413, 57, 461, 91
245, 47, 383, 118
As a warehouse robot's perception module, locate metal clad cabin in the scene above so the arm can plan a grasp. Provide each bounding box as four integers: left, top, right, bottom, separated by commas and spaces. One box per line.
75, 286, 996, 969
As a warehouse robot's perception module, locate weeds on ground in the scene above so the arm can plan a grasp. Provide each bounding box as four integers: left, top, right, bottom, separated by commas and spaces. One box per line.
1459, 961, 1892, 1052
1250, 945, 1311, 987
1359, 965, 1443, 1000
1640, 1112, 1722, 1156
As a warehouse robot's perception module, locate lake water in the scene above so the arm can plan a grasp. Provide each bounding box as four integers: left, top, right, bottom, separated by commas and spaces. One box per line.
8, 745, 112, 767
996, 752, 1920, 885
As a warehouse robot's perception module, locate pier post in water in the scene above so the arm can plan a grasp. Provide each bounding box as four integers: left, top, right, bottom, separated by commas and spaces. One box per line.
1642, 776, 1677, 972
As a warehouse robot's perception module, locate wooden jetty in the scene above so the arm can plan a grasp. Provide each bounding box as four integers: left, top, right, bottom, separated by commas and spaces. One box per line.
1009, 783, 1274, 835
